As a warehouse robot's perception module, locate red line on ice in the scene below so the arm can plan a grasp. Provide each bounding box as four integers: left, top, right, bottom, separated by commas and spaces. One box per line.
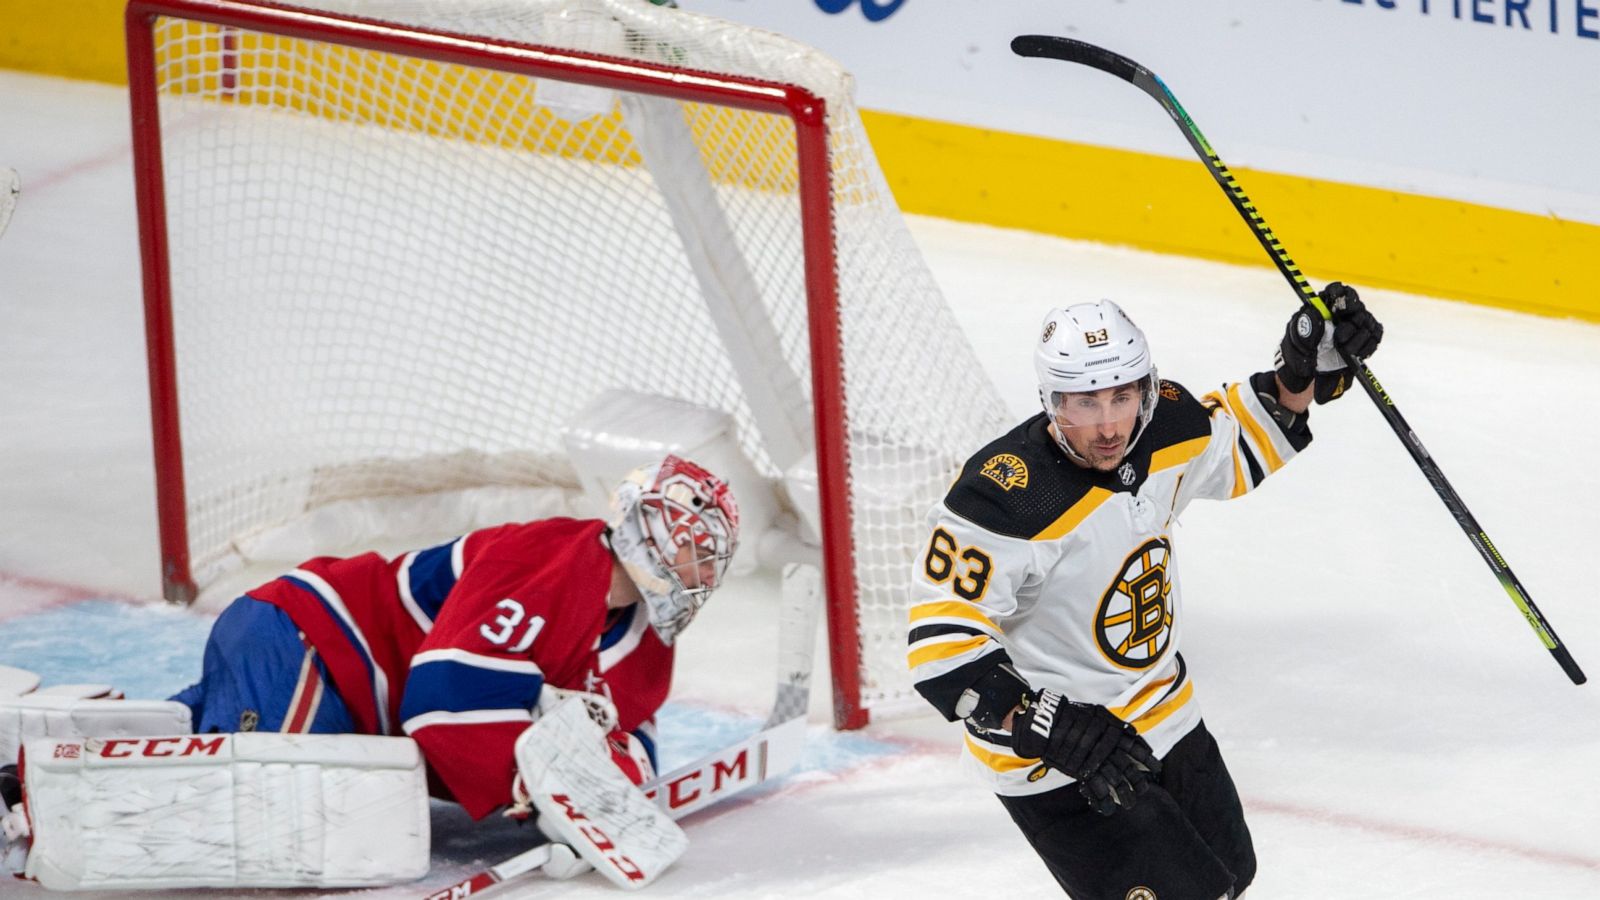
0, 571, 146, 623
1247, 796, 1600, 872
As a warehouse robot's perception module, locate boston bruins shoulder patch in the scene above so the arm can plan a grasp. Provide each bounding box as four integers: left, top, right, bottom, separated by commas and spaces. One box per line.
980, 453, 1029, 491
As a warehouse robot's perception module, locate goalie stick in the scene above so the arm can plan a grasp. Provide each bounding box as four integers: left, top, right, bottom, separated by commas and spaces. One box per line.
423, 562, 822, 899
1011, 35, 1586, 687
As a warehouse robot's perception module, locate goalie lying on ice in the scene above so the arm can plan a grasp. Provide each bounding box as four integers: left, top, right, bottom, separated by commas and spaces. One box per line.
0, 454, 740, 890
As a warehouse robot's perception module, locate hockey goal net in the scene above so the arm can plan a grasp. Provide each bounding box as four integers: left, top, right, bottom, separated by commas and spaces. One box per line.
127, 0, 1009, 728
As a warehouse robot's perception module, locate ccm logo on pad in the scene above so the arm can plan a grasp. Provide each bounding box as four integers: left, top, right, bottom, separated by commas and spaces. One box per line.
645, 748, 751, 811
94, 736, 227, 758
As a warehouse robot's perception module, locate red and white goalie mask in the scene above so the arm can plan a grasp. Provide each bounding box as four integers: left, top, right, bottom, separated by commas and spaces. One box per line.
609, 455, 740, 645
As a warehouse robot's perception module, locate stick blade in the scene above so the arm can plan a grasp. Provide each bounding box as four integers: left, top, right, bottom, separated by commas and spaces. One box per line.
1010, 35, 1142, 84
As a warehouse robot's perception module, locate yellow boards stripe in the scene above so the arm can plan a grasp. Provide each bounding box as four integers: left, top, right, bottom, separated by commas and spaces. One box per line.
907, 634, 992, 670
1033, 487, 1114, 541
1149, 436, 1210, 474
1227, 383, 1285, 472
860, 109, 1600, 324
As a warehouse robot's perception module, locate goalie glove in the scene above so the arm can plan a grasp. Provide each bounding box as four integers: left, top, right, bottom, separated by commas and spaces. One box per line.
1009, 690, 1161, 816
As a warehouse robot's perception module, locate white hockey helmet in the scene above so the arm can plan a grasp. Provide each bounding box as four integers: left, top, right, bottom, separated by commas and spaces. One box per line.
609, 454, 740, 646
1034, 299, 1160, 454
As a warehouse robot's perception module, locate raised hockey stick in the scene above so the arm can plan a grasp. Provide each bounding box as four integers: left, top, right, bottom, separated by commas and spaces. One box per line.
424, 563, 822, 899
0, 168, 18, 238
1011, 35, 1586, 686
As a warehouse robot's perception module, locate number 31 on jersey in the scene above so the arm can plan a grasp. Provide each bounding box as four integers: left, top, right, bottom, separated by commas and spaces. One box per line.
481, 598, 545, 653
922, 528, 993, 602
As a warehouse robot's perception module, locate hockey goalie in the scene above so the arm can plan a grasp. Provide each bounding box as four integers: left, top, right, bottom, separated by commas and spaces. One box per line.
0, 456, 739, 891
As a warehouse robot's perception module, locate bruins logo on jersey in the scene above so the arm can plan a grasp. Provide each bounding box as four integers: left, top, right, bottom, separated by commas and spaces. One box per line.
1160, 380, 1181, 401
1095, 538, 1174, 669
979, 453, 1029, 491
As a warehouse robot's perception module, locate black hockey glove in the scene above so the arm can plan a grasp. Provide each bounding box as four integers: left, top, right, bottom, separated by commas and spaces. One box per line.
1010, 690, 1161, 816
1275, 282, 1384, 404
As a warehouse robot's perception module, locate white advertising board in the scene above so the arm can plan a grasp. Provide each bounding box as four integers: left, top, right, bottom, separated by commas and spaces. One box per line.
687, 0, 1600, 223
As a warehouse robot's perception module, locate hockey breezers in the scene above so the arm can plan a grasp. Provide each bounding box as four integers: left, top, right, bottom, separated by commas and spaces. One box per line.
1011, 35, 1585, 686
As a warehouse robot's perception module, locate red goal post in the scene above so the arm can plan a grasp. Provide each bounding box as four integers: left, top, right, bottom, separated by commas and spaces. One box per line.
125, 0, 1008, 729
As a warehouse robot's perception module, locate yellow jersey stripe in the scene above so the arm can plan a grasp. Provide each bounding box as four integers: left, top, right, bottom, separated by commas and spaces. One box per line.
1229, 439, 1249, 498
1109, 674, 1177, 719
907, 634, 992, 670
1132, 681, 1195, 735
908, 600, 1002, 633
1149, 436, 1209, 473
964, 734, 1038, 773
1227, 382, 1285, 473
1033, 487, 1114, 541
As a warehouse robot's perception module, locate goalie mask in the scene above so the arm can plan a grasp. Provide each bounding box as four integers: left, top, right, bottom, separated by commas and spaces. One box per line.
1034, 299, 1159, 463
609, 455, 740, 646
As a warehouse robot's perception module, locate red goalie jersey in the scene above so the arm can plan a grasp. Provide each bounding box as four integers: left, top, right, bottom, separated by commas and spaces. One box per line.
248, 517, 672, 820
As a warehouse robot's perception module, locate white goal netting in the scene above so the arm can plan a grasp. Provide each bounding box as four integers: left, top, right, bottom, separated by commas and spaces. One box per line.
138, 0, 1009, 719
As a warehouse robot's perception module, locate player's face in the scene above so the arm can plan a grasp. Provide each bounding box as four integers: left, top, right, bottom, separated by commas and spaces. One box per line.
1051, 383, 1142, 471
668, 541, 722, 593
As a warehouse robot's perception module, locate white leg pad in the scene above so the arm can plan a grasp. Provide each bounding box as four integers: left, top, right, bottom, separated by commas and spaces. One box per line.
0, 694, 191, 766
21, 732, 429, 890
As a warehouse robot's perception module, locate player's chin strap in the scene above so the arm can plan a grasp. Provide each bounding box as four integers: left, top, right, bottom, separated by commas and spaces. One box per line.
421, 561, 822, 899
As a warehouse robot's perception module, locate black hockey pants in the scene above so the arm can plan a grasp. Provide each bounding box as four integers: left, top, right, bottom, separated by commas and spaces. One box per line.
998, 720, 1255, 900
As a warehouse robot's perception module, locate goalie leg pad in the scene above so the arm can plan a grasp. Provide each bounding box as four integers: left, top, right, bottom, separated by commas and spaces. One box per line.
0, 693, 191, 766
21, 732, 429, 891
516, 696, 688, 890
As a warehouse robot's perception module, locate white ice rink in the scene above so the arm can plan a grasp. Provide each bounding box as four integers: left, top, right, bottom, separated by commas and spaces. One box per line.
3, 68, 1600, 897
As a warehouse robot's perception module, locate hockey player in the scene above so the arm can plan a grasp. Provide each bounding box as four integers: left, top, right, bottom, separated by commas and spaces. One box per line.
908, 288, 1382, 898
0, 455, 739, 889
161, 453, 740, 819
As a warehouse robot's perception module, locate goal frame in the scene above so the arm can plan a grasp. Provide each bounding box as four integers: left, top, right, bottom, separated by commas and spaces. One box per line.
124, 0, 871, 729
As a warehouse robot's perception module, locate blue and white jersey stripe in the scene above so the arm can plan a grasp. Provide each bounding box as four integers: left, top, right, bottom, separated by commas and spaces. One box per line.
283, 568, 394, 735
400, 647, 544, 734
396, 536, 468, 633
597, 604, 648, 672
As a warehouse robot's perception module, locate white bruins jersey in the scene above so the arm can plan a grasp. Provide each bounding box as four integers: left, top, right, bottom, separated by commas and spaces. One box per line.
908, 378, 1309, 797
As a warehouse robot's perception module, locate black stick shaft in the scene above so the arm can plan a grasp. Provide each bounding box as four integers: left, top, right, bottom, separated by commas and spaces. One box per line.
1012, 34, 1584, 685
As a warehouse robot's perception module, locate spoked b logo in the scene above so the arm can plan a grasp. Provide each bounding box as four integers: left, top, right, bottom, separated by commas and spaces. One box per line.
1095, 538, 1174, 669
815, 0, 908, 23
